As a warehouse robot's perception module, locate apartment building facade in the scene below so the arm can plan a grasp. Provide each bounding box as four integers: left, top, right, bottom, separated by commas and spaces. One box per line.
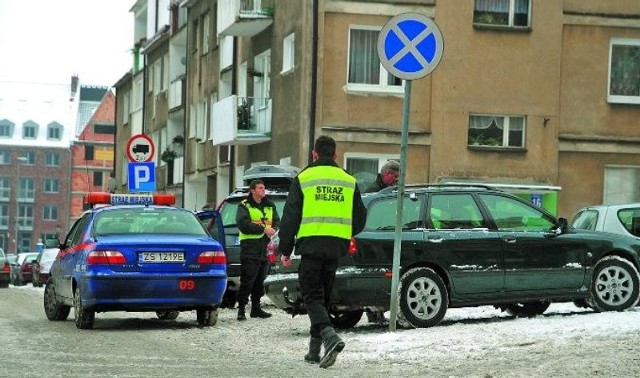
113, 0, 640, 219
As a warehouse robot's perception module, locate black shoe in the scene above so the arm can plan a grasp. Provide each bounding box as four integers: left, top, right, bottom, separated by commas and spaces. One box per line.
237, 307, 246, 321
319, 326, 345, 369
250, 308, 272, 319
304, 337, 322, 364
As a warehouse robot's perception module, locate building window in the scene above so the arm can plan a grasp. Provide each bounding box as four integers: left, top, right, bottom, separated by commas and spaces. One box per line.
85, 145, 95, 160
201, 13, 210, 54
0, 119, 14, 137
0, 150, 9, 164
23, 151, 36, 165
0, 177, 9, 200
23, 121, 38, 139
45, 152, 60, 166
0, 203, 8, 227
347, 27, 402, 94
608, 38, 640, 105
93, 171, 103, 187
604, 166, 640, 204
47, 122, 62, 140
43, 205, 58, 221
473, 0, 531, 28
344, 154, 400, 192
468, 114, 525, 148
19, 178, 35, 200
94, 124, 115, 134
282, 33, 295, 73
44, 179, 59, 193
254, 50, 271, 108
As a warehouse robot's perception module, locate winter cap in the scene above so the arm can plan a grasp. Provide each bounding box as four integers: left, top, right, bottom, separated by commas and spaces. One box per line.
381, 160, 400, 174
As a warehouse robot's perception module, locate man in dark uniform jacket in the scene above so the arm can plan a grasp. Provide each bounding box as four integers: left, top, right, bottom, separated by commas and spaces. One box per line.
236, 179, 280, 321
279, 136, 367, 368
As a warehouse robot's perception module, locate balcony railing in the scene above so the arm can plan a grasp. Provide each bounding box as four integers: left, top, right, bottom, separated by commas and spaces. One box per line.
218, 0, 273, 37
211, 95, 271, 146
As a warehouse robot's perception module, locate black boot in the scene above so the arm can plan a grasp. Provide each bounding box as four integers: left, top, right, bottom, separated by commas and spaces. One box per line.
319, 326, 345, 368
304, 337, 322, 364
237, 306, 246, 321
250, 303, 272, 319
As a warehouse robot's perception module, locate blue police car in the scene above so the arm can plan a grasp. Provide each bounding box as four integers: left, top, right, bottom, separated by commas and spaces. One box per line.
43, 192, 227, 329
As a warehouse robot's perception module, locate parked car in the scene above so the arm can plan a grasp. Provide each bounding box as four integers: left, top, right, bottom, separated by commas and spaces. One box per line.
0, 249, 9, 288
32, 246, 60, 287
201, 164, 298, 308
571, 203, 640, 238
265, 184, 640, 329
10, 252, 39, 286
44, 192, 227, 329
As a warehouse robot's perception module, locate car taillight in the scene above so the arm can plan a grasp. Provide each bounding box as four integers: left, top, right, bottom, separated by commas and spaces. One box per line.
2, 262, 9, 272
87, 251, 126, 264
348, 237, 358, 255
197, 251, 226, 264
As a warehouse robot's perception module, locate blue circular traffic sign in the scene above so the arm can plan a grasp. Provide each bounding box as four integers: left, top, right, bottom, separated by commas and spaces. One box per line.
377, 13, 444, 80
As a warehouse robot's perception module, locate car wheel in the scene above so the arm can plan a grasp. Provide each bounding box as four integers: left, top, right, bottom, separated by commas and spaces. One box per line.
504, 301, 550, 317
590, 256, 640, 312
197, 308, 218, 327
329, 310, 363, 329
397, 267, 449, 328
43, 283, 71, 321
220, 290, 237, 309
156, 311, 180, 320
73, 287, 95, 329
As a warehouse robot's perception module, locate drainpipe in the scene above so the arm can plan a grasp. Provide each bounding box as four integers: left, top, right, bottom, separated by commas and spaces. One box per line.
229, 36, 238, 194
308, 0, 318, 164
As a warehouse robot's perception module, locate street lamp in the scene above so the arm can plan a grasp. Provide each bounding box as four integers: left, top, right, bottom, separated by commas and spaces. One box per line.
14, 156, 27, 253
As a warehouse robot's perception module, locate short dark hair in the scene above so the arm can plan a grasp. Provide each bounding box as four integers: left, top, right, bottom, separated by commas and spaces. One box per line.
314, 135, 336, 158
249, 179, 264, 189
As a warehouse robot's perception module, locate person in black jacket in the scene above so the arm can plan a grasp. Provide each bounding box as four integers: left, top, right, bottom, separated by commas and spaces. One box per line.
278, 136, 367, 369
235, 179, 280, 321
364, 159, 400, 193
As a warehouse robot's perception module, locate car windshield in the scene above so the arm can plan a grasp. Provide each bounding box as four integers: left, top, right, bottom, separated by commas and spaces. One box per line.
94, 208, 208, 236
219, 197, 287, 227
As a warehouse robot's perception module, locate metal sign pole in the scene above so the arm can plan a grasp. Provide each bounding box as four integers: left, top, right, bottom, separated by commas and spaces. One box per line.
388, 80, 411, 332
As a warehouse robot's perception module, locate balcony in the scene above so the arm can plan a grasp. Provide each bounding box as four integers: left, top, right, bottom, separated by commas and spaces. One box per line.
218, 0, 273, 37
211, 95, 271, 146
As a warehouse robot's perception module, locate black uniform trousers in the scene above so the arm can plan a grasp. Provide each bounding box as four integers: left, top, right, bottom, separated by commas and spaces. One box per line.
237, 257, 269, 308
298, 255, 339, 338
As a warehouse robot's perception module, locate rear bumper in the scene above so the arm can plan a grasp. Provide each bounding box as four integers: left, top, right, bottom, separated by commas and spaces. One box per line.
77, 272, 227, 312
264, 266, 392, 313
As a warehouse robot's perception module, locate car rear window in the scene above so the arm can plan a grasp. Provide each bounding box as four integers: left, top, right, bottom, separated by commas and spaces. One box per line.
94, 208, 208, 236
617, 208, 640, 237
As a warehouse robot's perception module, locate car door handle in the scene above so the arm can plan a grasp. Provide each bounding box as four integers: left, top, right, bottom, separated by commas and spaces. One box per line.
503, 237, 517, 243
427, 237, 444, 243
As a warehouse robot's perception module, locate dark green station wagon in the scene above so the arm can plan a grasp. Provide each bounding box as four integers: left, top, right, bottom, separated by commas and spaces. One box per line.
265, 184, 640, 329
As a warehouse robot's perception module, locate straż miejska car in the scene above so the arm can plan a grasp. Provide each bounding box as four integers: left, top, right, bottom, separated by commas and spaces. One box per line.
265, 183, 640, 329
44, 191, 227, 329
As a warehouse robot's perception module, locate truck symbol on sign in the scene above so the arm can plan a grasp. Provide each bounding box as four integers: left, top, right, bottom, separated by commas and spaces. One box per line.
132, 144, 150, 155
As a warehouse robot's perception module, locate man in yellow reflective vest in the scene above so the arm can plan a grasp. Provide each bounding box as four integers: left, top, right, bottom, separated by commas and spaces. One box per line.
236, 179, 280, 321
278, 136, 367, 369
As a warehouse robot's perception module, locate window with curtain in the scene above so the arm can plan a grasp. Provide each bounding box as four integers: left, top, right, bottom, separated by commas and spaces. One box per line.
348, 27, 402, 92
608, 39, 640, 105
468, 114, 525, 148
473, 0, 530, 28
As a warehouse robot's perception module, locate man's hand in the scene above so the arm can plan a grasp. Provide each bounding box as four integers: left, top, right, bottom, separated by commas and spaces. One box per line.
264, 227, 276, 237
281, 255, 292, 267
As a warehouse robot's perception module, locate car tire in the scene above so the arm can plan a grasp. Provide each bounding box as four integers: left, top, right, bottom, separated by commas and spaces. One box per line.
156, 311, 180, 320
43, 283, 71, 321
397, 267, 449, 328
504, 301, 550, 317
74, 287, 95, 329
329, 310, 363, 329
197, 308, 218, 327
590, 256, 640, 312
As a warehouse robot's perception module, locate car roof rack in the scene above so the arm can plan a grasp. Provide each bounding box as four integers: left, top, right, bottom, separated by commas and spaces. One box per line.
377, 183, 498, 194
